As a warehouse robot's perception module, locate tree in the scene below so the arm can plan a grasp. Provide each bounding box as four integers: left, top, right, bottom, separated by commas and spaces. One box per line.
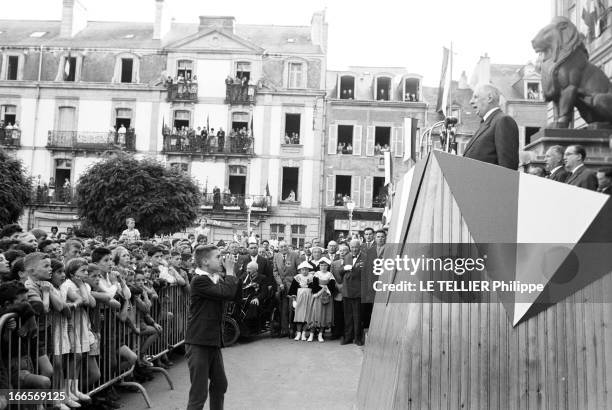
75, 154, 201, 237
0, 149, 32, 226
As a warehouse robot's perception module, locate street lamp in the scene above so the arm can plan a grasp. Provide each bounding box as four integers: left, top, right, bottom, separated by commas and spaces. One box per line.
245, 195, 254, 238
346, 199, 355, 239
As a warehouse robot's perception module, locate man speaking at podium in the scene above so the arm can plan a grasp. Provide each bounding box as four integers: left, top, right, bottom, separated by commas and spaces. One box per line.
463, 84, 519, 170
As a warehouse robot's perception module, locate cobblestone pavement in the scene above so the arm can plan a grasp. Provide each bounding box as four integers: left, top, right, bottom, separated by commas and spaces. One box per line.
118, 334, 363, 410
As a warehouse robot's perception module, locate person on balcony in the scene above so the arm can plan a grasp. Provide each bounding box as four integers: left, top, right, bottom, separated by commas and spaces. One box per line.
208, 133, 217, 153
48, 177, 56, 202
62, 178, 72, 202
285, 190, 296, 202
217, 128, 225, 153
118, 124, 127, 145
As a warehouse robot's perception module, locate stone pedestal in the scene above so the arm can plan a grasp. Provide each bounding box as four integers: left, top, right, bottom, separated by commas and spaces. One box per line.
524, 127, 612, 168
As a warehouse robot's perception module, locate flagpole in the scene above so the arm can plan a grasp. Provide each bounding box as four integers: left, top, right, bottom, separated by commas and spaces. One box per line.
448, 42, 453, 117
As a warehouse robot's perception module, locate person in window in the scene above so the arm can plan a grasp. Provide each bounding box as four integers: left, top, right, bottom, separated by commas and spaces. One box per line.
62, 178, 71, 202
335, 193, 344, 206
382, 143, 390, 151
346, 143, 353, 154
374, 143, 381, 155
285, 190, 296, 202
284, 133, 291, 144
347, 89, 353, 99
342, 89, 348, 98
337, 142, 343, 154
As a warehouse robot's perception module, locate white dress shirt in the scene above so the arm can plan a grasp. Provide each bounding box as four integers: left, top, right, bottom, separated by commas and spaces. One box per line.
195, 267, 219, 284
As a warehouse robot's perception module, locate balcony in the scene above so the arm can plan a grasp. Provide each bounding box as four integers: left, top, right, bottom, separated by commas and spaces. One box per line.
162, 134, 254, 156
30, 186, 76, 206
0, 128, 21, 148
47, 131, 136, 151
225, 83, 256, 105
167, 82, 198, 102
201, 193, 271, 212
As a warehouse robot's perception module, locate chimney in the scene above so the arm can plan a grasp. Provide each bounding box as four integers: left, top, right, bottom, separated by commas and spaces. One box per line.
198, 16, 235, 34
458, 71, 469, 89
153, 0, 171, 40
311, 11, 327, 51
60, 0, 87, 38
470, 53, 491, 89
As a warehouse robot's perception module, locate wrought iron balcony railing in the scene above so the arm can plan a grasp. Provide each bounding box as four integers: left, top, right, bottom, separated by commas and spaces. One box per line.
162, 134, 254, 155
225, 83, 256, 104
201, 193, 270, 211
30, 186, 77, 205
167, 82, 198, 102
47, 131, 136, 151
0, 128, 21, 147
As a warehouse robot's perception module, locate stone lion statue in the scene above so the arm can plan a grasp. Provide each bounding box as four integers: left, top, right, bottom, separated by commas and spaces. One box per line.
532, 16, 612, 128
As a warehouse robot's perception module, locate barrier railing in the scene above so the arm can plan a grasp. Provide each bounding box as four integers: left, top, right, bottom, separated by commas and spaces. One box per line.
0, 283, 187, 407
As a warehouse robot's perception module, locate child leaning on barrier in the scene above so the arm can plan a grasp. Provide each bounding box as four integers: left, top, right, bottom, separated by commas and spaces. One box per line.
129, 272, 162, 366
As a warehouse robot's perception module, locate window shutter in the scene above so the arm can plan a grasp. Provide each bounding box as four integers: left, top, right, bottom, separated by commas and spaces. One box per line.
394, 127, 404, 157
351, 176, 361, 207
353, 125, 362, 156
363, 176, 373, 208
328, 125, 337, 155
366, 126, 375, 156
326, 175, 336, 206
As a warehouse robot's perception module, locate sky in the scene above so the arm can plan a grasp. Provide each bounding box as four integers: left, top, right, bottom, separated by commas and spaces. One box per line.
2, 0, 552, 86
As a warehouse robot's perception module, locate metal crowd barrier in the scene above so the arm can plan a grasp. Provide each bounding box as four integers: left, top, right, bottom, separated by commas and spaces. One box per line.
0, 283, 187, 408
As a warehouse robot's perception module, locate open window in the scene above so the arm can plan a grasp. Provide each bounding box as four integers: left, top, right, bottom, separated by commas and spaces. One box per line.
335, 175, 352, 205
63, 57, 77, 81
404, 78, 420, 101
177, 60, 194, 81
284, 113, 301, 144
282, 167, 299, 201
121, 58, 134, 83
170, 163, 189, 173
372, 177, 386, 207
375, 126, 391, 154
339, 75, 355, 99
376, 76, 391, 101
228, 165, 247, 195
231, 112, 250, 133
54, 159, 72, 189
236, 62, 251, 81
115, 108, 132, 130
1, 105, 16, 125
6, 56, 19, 80
526, 82, 541, 100
337, 125, 353, 154
173, 110, 190, 130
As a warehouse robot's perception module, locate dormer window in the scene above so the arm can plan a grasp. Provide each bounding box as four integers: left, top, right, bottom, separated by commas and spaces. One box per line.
375, 76, 391, 101
404, 78, 420, 102
288, 62, 303, 88
112, 53, 140, 84
526, 82, 541, 100
339, 75, 355, 99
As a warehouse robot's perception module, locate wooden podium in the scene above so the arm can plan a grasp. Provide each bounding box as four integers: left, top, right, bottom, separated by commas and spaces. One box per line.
357, 151, 612, 409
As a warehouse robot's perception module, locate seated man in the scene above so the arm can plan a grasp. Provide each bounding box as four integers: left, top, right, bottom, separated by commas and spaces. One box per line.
241, 261, 273, 328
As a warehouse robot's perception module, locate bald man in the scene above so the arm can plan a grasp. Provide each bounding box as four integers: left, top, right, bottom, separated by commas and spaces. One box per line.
463, 84, 519, 170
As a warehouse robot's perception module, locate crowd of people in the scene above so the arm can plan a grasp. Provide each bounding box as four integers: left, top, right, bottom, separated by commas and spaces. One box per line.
0, 211, 389, 409
162, 125, 253, 154
527, 144, 612, 193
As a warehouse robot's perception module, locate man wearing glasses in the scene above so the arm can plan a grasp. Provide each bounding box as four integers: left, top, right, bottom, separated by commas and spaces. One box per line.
564, 145, 598, 190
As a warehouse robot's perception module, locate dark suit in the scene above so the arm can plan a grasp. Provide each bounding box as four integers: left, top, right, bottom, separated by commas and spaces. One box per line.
271, 251, 300, 333
186, 273, 239, 410
548, 166, 570, 182
566, 165, 598, 191
463, 109, 519, 170
330, 257, 345, 338
341, 251, 365, 343
599, 186, 612, 195
236, 254, 273, 284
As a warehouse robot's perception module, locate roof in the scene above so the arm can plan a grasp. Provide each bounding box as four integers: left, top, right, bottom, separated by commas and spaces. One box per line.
0, 19, 322, 54
489, 63, 524, 100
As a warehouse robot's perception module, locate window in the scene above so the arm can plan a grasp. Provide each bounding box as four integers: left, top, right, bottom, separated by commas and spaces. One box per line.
374, 127, 391, 154
7, 56, 18, 80
63, 57, 77, 81
376, 77, 391, 100
121, 58, 134, 83
291, 225, 306, 249
115, 108, 132, 129
404, 78, 420, 101
525, 127, 540, 145
335, 175, 352, 205
58, 107, 76, 132
288, 62, 303, 88
284, 113, 301, 144
177, 60, 193, 80
236, 62, 251, 81
1, 105, 16, 125
228, 165, 247, 195
281, 167, 299, 201
337, 125, 353, 154
270, 224, 286, 241
170, 163, 188, 173
340, 76, 355, 99
526, 82, 541, 100
54, 159, 72, 190
173, 110, 190, 129
372, 177, 386, 207
231, 112, 249, 133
